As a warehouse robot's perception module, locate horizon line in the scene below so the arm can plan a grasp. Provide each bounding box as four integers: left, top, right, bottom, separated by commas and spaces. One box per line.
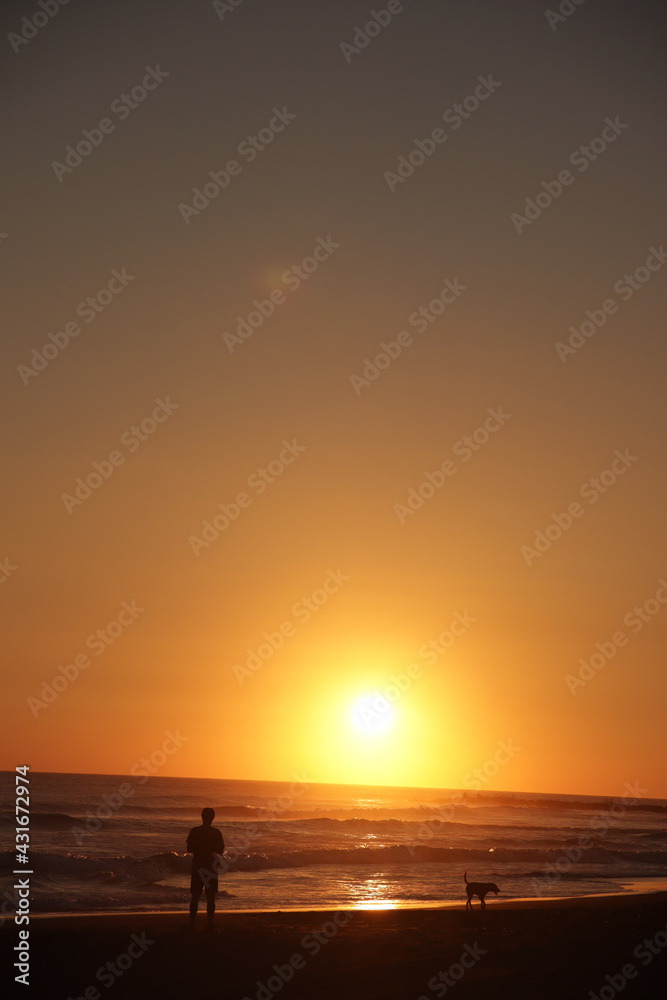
3, 769, 665, 804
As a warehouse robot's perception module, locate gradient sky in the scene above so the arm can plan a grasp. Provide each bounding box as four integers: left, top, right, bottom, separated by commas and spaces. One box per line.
2, 0, 666, 797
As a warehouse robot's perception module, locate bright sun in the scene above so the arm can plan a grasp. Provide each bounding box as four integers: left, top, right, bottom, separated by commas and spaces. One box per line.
350, 694, 396, 736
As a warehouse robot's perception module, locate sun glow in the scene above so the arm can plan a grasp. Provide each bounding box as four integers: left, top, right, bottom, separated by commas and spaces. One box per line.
350, 693, 396, 736
298, 649, 470, 787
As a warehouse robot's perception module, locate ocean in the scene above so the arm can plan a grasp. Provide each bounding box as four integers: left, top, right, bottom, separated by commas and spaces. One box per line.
2, 772, 666, 916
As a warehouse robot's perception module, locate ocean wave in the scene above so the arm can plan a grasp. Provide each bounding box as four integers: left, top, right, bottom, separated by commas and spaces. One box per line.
3, 844, 665, 881
7, 808, 664, 849
127, 804, 284, 818
220, 845, 667, 872
450, 793, 667, 814
17, 797, 665, 828
0, 811, 79, 827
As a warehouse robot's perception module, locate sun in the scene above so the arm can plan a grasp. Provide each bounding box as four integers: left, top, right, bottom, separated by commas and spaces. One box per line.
350, 693, 396, 736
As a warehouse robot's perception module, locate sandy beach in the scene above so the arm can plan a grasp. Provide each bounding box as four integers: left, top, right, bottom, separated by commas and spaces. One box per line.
8, 891, 666, 999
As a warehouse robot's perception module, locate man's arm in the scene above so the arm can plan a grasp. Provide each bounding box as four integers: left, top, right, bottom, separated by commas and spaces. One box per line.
186, 828, 195, 853
216, 829, 224, 853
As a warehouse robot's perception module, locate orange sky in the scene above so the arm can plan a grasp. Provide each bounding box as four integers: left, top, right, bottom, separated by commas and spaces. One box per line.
2, 0, 666, 798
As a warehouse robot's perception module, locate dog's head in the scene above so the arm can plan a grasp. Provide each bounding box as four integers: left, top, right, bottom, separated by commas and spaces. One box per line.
489, 883, 500, 895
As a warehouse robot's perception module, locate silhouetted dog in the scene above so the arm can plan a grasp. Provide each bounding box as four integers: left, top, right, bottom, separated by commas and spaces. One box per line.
464, 871, 499, 910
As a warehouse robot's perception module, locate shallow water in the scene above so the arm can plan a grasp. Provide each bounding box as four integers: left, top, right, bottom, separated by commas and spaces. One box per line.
1, 772, 665, 914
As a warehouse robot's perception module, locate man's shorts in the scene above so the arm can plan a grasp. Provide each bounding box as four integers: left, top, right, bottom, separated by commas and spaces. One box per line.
191, 863, 218, 895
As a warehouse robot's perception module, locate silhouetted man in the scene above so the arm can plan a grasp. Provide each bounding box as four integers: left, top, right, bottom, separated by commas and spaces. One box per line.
186, 807, 224, 930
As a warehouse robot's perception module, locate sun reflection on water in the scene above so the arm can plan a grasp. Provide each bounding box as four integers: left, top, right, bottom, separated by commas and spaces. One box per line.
353, 900, 399, 910
347, 873, 399, 910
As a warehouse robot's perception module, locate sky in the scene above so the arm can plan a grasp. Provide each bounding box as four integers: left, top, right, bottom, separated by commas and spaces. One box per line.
2, 0, 666, 798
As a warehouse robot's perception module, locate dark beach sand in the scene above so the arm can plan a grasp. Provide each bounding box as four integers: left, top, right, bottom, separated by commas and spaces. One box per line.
7, 892, 667, 999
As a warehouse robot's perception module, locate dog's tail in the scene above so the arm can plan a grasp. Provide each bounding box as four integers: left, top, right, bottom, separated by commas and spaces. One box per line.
464, 871, 469, 885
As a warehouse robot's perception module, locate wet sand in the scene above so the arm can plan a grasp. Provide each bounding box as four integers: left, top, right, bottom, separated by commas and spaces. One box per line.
8, 891, 667, 999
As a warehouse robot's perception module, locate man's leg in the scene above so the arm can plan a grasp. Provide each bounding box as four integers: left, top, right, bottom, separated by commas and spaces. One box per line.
205, 887, 216, 929
190, 890, 201, 928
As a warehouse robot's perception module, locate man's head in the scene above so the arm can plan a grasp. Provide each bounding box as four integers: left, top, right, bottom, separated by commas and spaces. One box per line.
201, 807, 215, 825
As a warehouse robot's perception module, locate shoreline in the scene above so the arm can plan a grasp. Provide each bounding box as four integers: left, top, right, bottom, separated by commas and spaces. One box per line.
29, 886, 667, 922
